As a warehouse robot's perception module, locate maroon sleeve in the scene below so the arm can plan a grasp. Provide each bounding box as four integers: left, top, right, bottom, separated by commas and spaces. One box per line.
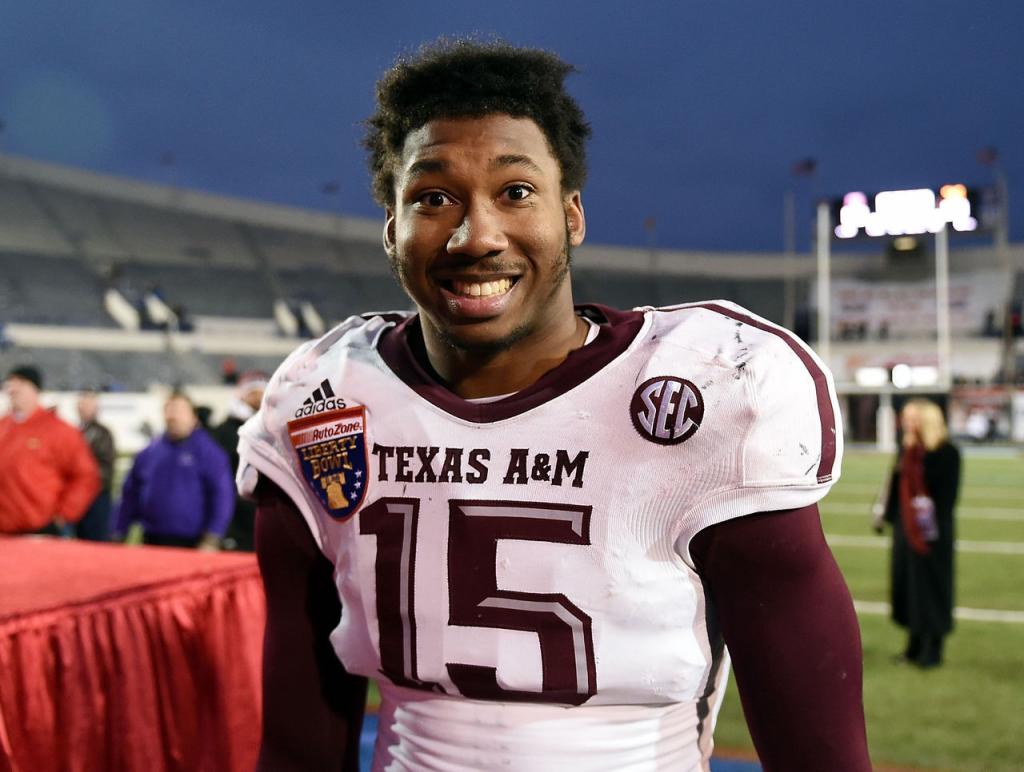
255, 479, 368, 772
690, 504, 871, 772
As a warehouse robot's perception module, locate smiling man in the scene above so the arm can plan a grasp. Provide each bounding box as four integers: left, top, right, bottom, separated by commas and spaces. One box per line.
238, 40, 871, 771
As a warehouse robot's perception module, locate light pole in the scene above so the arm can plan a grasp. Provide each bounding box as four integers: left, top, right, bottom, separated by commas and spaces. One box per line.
786, 158, 817, 331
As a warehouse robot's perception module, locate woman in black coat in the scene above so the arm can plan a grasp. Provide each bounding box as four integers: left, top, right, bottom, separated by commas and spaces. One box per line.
874, 398, 961, 668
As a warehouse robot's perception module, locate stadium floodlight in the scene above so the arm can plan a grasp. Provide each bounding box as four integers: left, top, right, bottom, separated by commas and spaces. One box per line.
816, 197, 954, 393
854, 367, 889, 388
833, 185, 978, 240
891, 363, 913, 389
910, 365, 940, 387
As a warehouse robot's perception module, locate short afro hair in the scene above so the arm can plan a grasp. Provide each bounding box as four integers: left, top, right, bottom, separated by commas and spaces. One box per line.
364, 38, 591, 207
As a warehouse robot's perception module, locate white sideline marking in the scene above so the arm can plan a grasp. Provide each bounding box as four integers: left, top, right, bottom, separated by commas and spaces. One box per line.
836, 482, 1022, 500
826, 534, 1024, 555
853, 600, 1024, 624
823, 502, 1024, 522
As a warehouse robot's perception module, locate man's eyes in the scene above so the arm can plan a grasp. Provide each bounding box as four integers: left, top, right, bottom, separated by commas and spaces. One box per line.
416, 191, 455, 208
413, 184, 535, 207
504, 184, 535, 202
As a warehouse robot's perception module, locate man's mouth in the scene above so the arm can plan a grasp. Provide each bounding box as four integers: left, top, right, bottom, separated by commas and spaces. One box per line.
445, 277, 517, 297
434, 275, 522, 319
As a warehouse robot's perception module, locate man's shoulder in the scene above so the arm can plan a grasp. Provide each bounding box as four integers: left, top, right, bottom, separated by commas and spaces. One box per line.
193, 427, 230, 454
269, 312, 409, 386
130, 437, 163, 467
639, 300, 818, 372
37, 409, 84, 440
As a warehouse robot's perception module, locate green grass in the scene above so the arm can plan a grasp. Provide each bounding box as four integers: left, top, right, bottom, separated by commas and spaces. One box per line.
714, 448, 1024, 771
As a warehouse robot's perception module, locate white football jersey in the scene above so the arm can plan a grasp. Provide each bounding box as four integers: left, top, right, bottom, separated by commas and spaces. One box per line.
238, 301, 842, 772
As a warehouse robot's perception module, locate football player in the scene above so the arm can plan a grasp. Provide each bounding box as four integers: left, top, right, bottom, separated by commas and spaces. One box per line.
239, 40, 871, 771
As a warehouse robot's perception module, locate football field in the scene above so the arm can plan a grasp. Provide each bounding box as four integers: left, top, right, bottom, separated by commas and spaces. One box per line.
713, 448, 1024, 771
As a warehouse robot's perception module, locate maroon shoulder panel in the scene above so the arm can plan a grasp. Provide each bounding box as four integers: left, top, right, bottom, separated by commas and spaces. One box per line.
692, 303, 837, 483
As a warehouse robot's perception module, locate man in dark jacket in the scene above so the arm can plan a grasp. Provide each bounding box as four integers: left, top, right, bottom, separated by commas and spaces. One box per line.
114, 391, 234, 549
76, 390, 116, 541
211, 371, 267, 551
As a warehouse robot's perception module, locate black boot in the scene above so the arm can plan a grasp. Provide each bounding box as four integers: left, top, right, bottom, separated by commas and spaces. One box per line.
917, 634, 944, 668
892, 633, 922, 664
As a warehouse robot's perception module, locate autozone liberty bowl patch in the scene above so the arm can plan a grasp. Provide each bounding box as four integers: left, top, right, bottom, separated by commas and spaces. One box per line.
288, 405, 368, 520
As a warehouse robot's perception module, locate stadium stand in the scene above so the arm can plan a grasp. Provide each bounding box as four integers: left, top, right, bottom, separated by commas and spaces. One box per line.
0, 251, 111, 326
1, 150, 1021, 447
113, 262, 276, 318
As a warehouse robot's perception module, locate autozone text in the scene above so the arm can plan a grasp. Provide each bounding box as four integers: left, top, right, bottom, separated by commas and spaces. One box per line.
293, 421, 362, 446
371, 444, 590, 488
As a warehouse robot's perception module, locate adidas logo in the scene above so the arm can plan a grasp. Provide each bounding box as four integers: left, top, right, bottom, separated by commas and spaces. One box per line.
294, 379, 347, 418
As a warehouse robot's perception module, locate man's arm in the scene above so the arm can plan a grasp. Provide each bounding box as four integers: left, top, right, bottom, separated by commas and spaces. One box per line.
255, 479, 368, 771
57, 426, 101, 523
200, 441, 238, 548
111, 456, 141, 539
93, 425, 117, 489
690, 504, 871, 772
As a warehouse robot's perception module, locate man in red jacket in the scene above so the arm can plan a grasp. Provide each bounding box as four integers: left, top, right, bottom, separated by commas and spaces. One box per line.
0, 365, 101, 535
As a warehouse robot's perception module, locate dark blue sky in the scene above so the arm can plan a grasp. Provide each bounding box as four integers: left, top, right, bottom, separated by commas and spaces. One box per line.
2, 0, 1021, 251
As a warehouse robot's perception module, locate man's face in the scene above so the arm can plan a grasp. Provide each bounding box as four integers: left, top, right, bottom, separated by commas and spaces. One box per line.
242, 387, 264, 412
385, 114, 586, 353
164, 396, 198, 440
77, 393, 98, 423
3, 376, 39, 415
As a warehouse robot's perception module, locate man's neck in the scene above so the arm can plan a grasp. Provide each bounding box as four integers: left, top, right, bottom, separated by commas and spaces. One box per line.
419, 311, 589, 400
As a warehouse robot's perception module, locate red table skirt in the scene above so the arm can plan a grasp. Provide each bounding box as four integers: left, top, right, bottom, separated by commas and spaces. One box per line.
0, 536, 266, 772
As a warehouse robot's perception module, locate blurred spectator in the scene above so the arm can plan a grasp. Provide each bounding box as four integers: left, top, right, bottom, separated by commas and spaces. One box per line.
211, 371, 267, 551
0, 366, 100, 535
873, 399, 961, 669
75, 390, 116, 541
221, 357, 239, 385
114, 391, 234, 550
195, 404, 214, 430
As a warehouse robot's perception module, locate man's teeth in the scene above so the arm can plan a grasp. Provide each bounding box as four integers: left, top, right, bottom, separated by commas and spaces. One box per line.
450, 278, 513, 297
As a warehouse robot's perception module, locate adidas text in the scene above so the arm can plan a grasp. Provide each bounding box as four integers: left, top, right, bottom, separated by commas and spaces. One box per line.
294, 397, 347, 418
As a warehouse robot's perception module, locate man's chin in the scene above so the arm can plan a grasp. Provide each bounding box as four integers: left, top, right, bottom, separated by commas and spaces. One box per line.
434, 318, 533, 356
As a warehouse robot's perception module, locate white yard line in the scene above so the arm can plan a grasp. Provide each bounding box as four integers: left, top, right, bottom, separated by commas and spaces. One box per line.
826, 534, 1024, 555
822, 502, 1024, 522
834, 482, 1021, 500
853, 600, 1024, 624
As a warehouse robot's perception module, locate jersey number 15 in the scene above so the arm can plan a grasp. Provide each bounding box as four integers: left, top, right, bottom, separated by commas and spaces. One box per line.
359, 497, 598, 706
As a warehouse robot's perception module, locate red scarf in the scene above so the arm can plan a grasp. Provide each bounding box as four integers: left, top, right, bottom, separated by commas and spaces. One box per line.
898, 443, 931, 555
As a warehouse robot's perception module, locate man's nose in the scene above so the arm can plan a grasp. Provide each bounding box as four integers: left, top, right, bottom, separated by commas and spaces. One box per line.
446, 203, 509, 257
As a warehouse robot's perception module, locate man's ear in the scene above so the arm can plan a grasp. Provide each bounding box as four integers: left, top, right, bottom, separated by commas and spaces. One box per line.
383, 208, 397, 257
564, 192, 586, 247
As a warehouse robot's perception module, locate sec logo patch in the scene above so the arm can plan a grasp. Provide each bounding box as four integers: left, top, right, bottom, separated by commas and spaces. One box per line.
288, 405, 369, 520
630, 377, 704, 445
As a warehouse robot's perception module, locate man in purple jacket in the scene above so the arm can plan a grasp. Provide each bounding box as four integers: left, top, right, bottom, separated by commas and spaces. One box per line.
115, 391, 234, 550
